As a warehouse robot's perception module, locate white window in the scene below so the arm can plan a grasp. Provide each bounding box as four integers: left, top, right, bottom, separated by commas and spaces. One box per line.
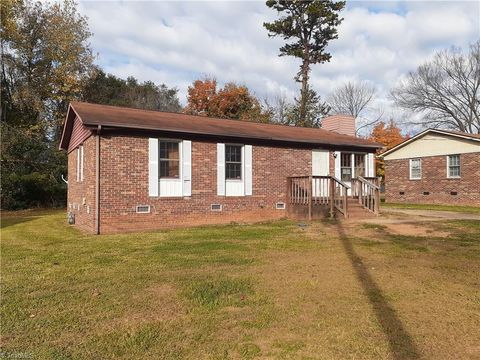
354, 154, 365, 178
148, 138, 191, 197
159, 141, 180, 179
76, 145, 84, 182
225, 145, 242, 180
340, 153, 352, 182
409, 158, 421, 180
217, 143, 252, 196
447, 155, 461, 178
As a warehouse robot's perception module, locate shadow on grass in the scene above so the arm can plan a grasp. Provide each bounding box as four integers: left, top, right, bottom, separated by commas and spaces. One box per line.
0, 216, 35, 229
335, 223, 420, 360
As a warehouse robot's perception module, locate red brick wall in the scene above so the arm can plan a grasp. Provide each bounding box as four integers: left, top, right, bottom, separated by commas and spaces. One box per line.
67, 135, 96, 232
385, 152, 480, 205
98, 135, 315, 233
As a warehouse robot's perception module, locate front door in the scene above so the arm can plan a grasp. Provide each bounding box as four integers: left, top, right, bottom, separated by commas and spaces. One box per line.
338, 153, 367, 196
312, 150, 330, 197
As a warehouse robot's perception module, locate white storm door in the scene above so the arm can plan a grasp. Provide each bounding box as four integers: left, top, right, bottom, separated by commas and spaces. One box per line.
312, 150, 329, 197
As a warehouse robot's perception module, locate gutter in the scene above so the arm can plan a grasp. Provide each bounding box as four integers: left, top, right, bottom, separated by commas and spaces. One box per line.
95, 125, 101, 235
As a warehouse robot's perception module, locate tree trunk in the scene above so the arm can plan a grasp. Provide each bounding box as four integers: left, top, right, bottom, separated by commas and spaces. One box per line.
299, 59, 309, 126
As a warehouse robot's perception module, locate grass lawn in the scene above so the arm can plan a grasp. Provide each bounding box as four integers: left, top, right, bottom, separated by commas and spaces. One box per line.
382, 202, 480, 214
1, 210, 480, 359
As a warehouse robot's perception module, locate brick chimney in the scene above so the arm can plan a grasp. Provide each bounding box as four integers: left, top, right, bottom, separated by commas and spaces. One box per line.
321, 114, 356, 137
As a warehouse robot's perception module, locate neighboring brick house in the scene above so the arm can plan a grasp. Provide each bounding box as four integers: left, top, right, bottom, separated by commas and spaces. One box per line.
59, 102, 382, 234
380, 129, 480, 206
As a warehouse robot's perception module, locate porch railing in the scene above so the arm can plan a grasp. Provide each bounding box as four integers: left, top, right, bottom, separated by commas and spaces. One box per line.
286, 176, 350, 219
351, 176, 380, 214
331, 176, 349, 217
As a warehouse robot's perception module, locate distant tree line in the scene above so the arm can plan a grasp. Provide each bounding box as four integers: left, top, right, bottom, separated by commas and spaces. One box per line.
0, 0, 182, 209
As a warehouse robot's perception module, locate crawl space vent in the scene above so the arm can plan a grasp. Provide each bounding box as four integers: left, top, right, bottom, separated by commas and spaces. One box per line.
136, 205, 150, 214
275, 202, 286, 210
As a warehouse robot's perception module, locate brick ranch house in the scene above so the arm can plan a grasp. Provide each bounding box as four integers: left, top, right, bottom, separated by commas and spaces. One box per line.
380, 129, 480, 206
60, 102, 383, 234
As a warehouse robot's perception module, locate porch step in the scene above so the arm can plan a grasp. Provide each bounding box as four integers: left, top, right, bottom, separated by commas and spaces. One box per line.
345, 198, 377, 219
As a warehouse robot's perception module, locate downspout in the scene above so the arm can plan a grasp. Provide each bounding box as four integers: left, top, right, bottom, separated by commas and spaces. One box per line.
95, 125, 102, 235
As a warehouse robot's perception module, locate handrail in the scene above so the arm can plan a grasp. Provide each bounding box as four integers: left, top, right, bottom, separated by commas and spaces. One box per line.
286, 175, 350, 219
352, 176, 380, 215
357, 176, 380, 190
330, 176, 351, 189
330, 176, 349, 218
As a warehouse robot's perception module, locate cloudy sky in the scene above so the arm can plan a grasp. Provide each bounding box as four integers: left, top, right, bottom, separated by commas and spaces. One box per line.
78, 0, 479, 126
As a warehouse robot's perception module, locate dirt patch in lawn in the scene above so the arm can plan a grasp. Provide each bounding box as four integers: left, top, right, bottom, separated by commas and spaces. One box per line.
384, 223, 451, 237
355, 212, 453, 238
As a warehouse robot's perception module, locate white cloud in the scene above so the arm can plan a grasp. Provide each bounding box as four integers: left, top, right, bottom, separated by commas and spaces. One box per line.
79, 0, 480, 130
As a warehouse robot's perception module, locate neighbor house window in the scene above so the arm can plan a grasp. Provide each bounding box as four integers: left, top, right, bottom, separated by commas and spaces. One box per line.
354, 154, 365, 178
447, 154, 461, 178
159, 141, 180, 178
409, 158, 421, 180
341, 153, 352, 182
225, 144, 242, 180
76, 145, 84, 182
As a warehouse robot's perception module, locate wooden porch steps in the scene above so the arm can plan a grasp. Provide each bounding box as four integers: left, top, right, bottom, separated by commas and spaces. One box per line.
286, 175, 380, 220
346, 198, 377, 219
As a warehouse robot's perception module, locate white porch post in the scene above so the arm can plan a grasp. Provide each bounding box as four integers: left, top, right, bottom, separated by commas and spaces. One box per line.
351, 153, 355, 179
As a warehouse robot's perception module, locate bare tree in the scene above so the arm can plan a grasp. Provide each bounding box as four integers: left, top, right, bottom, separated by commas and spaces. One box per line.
327, 80, 379, 135
355, 108, 384, 135
263, 93, 291, 124
328, 81, 376, 118
391, 41, 480, 134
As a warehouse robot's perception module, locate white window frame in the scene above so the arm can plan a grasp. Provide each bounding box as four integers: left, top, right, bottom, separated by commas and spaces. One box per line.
158, 138, 183, 197
447, 154, 461, 179
225, 143, 243, 181
159, 139, 182, 180
76, 145, 84, 182
338, 152, 367, 182
224, 143, 245, 197
409, 158, 422, 180
217, 143, 252, 197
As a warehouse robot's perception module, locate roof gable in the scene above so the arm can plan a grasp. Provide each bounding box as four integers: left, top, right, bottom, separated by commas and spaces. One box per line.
381, 129, 480, 160
60, 102, 382, 150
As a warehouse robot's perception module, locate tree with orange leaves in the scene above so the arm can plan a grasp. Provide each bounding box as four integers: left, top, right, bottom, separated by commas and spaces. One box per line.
184, 78, 217, 116
184, 78, 271, 123
368, 120, 409, 178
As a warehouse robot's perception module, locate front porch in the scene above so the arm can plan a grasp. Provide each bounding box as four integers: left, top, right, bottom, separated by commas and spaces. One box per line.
286, 175, 381, 220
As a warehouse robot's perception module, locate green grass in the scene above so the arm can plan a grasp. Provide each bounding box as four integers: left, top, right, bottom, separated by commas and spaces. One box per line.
1, 210, 480, 359
182, 277, 254, 309
382, 202, 480, 214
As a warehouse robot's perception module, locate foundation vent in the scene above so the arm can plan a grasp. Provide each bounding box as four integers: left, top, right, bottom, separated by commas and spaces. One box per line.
136, 205, 151, 214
